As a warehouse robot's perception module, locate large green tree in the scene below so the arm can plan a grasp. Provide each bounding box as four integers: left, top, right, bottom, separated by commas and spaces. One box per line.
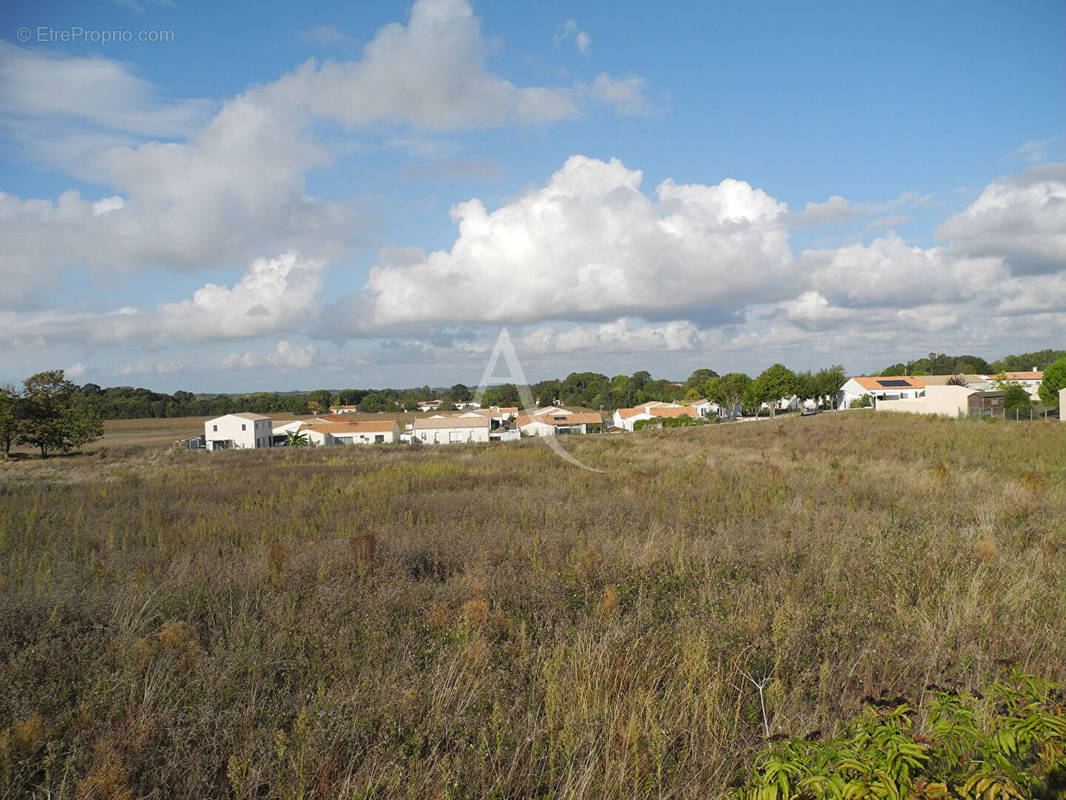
813, 365, 847, 409
530, 380, 561, 406
482, 383, 520, 407
794, 371, 817, 406
607, 375, 637, 409
17, 370, 103, 457
684, 369, 718, 394
705, 373, 751, 418
1038, 358, 1066, 408
750, 364, 799, 417
358, 392, 392, 413
559, 372, 610, 407
448, 383, 472, 402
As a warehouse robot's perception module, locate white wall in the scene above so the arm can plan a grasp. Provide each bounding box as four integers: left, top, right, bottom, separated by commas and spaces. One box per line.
876, 385, 973, 417
414, 425, 490, 444
519, 419, 556, 436
205, 415, 271, 449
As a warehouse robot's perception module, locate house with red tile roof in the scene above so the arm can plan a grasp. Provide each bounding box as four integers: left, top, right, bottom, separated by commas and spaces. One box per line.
611, 402, 699, 431
516, 409, 603, 436
302, 420, 401, 446
838, 376, 926, 409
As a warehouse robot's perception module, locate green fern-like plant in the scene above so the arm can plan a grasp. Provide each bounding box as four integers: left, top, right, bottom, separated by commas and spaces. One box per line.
735, 672, 1066, 800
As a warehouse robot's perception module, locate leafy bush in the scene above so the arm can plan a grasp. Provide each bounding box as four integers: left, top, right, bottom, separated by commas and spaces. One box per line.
849, 395, 873, 409
735, 671, 1066, 800
1002, 384, 1034, 412
633, 415, 699, 430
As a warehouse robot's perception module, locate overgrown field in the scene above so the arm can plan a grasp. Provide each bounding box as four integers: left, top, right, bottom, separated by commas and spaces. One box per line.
1, 414, 1064, 798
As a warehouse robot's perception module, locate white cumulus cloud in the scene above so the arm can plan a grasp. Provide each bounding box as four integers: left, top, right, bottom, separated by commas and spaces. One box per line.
364, 155, 793, 327
222, 340, 318, 371
803, 234, 1005, 309
518, 318, 701, 354
0, 0, 651, 307
936, 163, 1066, 274
0, 252, 325, 347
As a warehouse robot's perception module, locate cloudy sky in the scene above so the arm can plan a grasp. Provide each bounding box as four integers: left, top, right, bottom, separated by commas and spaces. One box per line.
1, 0, 1064, 391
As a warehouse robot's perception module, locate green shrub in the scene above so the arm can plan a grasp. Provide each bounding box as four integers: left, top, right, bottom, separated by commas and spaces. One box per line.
735, 671, 1066, 800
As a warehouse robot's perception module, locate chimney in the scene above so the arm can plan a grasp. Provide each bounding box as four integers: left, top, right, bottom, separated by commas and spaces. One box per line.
1033, 366, 1037, 372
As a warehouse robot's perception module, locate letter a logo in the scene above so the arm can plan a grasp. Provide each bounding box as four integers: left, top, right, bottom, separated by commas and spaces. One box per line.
475, 328, 602, 472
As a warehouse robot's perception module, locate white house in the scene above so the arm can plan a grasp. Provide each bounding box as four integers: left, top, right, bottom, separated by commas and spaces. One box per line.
1002, 371, 1044, 398
612, 402, 698, 431
461, 406, 519, 424
688, 399, 715, 417
301, 420, 401, 446
205, 413, 273, 450
516, 409, 603, 436
837, 376, 926, 408
272, 418, 329, 437
412, 416, 491, 444
328, 404, 359, 414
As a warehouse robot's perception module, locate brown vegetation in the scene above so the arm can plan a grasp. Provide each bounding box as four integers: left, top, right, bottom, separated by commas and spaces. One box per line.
0, 413, 1063, 798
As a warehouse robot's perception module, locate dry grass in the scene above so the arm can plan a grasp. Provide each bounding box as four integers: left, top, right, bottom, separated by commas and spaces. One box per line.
0, 413, 1063, 798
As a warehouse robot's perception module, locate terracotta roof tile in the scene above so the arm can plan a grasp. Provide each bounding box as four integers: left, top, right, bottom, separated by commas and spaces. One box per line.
853, 376, 926, 390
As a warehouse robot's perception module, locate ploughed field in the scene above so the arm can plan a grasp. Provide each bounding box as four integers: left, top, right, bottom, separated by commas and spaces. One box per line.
1, 413, 1064, 798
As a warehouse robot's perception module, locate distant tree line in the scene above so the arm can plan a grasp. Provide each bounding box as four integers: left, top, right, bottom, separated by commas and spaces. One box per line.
19, 348, 1062, 423
880, 349, 1066, 377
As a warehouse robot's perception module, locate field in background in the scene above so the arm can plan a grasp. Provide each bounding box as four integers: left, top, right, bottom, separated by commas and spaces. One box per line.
86, 412, 425, 451
1, 413, 1064, 798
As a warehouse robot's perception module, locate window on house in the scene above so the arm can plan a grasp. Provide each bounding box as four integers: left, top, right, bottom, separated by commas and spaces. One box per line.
375, 435, 384, 443
212, 425, 217, 431
449, 431, 462, 442
241, 424, 246, 431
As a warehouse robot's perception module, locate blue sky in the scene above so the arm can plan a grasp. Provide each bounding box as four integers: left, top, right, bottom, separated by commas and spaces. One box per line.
1, 0, 1063, 391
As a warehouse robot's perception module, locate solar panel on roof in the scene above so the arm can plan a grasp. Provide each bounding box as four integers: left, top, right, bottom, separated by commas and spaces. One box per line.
877, 379, 911, 387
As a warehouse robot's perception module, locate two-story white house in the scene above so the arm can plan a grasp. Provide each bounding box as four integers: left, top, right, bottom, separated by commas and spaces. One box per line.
205, 413, 273, 450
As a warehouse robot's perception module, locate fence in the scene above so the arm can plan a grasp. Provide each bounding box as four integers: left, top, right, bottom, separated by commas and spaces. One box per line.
964, 407, 1059, 421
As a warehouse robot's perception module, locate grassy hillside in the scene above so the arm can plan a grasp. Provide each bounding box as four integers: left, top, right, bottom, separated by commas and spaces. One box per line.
1, 414, 1064, 798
